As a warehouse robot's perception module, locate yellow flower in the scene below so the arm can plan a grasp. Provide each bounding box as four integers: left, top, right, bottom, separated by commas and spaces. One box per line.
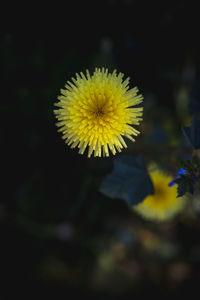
54, 68, 143, 157
133, 169, 186, 221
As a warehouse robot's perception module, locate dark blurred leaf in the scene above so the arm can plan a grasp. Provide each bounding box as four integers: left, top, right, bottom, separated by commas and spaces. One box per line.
99, 155, 154, 206
182, 116, 200, 149
188, 79, 200, 113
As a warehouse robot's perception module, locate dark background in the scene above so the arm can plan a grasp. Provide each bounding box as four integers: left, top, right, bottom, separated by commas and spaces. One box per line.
2, 1, 200, 299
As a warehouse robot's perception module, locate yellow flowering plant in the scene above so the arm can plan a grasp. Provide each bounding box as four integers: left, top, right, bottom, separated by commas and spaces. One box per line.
133, 168, 187, 221
54, 68, 143, 157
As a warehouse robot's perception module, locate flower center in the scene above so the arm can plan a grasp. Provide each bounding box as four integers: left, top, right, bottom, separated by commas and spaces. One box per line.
155, 186, 165, 198
94, 107, 104, 118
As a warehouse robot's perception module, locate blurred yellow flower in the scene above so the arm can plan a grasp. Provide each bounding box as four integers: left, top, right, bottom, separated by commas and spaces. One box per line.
133, 169, 186, 221
54, 68, 143, 157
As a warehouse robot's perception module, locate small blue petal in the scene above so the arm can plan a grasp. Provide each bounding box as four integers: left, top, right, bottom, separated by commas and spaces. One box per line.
175, 168, 187, 175
168, 180, 175, 187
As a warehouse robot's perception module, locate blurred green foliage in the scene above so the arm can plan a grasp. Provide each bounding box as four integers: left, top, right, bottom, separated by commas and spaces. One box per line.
2, 1, 200, 299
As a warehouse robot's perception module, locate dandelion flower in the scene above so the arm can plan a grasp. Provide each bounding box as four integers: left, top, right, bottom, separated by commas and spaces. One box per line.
133, 169, 186, 221
54, 68, 143, 157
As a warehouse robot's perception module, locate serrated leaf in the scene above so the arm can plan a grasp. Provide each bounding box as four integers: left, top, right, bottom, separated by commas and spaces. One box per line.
174, 176, 194, 197
99, 155, 154, 206
182, 116, 200, 149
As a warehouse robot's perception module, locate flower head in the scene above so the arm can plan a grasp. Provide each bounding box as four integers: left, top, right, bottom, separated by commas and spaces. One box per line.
54, 68, 143, 157
133, 169, 186, 221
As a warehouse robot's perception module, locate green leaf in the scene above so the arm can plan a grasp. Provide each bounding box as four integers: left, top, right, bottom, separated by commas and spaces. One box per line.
99, 155, 154, 206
